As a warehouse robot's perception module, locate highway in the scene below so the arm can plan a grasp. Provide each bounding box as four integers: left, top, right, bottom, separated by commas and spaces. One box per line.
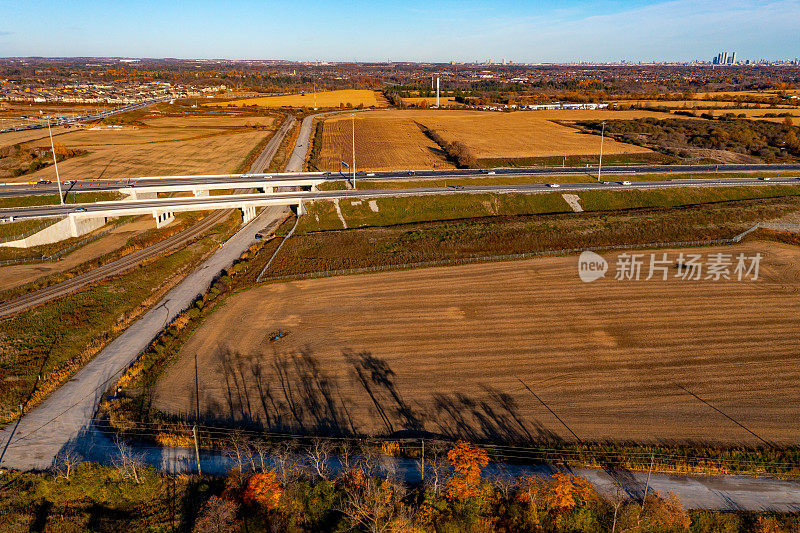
2, 175, 799, 221
3, 162, 800, 199
0, 96, 171, 134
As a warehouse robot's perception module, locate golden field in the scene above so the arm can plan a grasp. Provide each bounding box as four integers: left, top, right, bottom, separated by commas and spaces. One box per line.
205, 89, 388, 109
153, 240, 800, 444
400, 96, 460, 107
316, 109, 658, 168
0, 114, 277, 182
316, 113, 456, 171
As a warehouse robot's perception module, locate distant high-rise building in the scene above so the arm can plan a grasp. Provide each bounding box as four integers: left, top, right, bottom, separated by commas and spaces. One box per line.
713, 51, 737, 65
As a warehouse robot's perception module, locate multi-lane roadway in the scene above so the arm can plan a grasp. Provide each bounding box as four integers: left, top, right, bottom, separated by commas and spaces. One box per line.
2, 163, 799, 200
2, 175, 799, 221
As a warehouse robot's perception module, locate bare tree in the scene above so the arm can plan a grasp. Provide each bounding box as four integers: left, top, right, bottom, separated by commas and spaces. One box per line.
53, 445, 82, 481
271, 440, 299, 484
489, 466, 519, 501
339, 441, 354, 471
355, 441, 381, 480
423, 441, 449, 495
305, 438, 331, 480
251, 438, 271, 473
610, 480, 627, 533
225, 430, 251, 473
113, 438, 143, 484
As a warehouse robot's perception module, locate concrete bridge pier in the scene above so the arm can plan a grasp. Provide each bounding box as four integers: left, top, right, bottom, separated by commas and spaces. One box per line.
292, 200, 306, 216
153, 210, 175, 229
241, 205, 257, 224
259, 184, 274, 194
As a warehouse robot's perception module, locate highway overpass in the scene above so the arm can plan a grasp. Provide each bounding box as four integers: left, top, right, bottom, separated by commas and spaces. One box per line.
3, 176, 800, 224
2, 163, 800, 199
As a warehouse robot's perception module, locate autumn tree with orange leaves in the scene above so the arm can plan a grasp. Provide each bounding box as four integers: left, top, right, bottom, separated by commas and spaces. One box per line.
445, 441, 490, 502
242, 470, 282, 511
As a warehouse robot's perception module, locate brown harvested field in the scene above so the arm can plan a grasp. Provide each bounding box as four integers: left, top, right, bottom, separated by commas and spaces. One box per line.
400, 96, 460, 107
153, 240, 800, 445
0, 125, 73, 148
1, 113, 276, 182
371, 109, 655, 158
315, 109, 670, 169
0, 216, 154, 292
205, 90, 388, 109
143, 115, 275, 128
317, 114, 456, 171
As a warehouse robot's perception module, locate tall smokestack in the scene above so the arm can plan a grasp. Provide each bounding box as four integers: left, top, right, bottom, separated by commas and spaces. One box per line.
436, 77, 440, 107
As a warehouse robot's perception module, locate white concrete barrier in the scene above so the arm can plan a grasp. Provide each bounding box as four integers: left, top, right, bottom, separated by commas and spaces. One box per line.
0, 214, 107, 248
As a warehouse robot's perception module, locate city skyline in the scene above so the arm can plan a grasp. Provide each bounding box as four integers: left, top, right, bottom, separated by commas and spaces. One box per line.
0, 0, 799, 63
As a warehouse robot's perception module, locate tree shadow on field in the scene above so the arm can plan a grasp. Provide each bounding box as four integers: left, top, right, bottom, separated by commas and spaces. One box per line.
208, 347, 356, 436
189, 346, 562, 446
430, 385, 561, 445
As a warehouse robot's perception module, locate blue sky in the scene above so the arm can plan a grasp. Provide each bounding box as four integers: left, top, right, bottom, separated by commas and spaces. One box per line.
0, 0, 798, 62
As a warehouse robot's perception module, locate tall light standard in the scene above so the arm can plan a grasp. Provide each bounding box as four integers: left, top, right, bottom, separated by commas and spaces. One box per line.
351, 113, 356, 189
48, 122, 64, 205
597, 121, 606, 182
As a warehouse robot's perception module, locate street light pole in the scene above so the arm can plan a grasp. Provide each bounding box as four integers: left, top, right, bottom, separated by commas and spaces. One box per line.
597, 121, 605, 182
48, 122, 64, 205
351, 113, 356, 189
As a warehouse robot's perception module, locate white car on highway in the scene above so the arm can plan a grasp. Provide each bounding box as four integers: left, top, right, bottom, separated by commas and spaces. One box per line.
547, 183, 560, 188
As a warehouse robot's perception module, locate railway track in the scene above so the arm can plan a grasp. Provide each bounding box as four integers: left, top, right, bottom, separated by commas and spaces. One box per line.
0, 210, 229, 319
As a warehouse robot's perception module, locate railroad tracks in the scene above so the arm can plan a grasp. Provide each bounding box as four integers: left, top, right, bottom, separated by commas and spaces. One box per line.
0, 210, 229, 319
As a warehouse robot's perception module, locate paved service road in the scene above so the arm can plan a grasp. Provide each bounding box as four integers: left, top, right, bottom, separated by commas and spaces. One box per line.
0, 205, 287, 470
284, 114, 315, 172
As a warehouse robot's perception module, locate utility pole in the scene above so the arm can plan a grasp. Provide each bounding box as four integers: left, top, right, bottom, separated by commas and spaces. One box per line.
597, 121, 606, 182
48, 122, 64, 205
351, 114, 356, 189
420, 439, 425, 482
641, 454, 654, 510
192, 425, 202, 476
193, 351, 201, 476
